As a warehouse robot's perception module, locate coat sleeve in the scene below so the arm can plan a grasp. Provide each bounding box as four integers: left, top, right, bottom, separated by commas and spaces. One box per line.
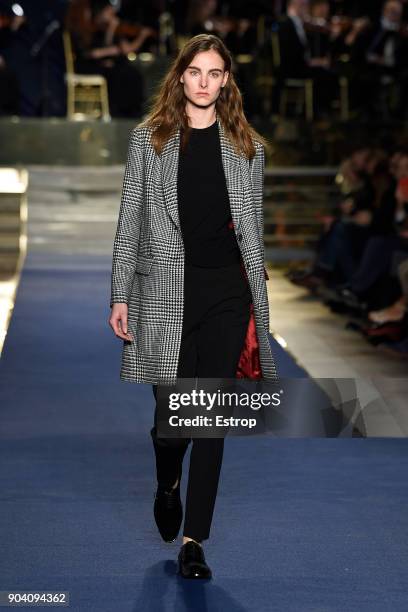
110, 128, 144, 307
250, 142, 269, 280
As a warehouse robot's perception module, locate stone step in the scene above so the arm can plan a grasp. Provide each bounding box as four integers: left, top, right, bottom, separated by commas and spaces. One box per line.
0, 213, 21, 231
266, 234, 320, 244
0, 236, 20, 249
0, 253, 20, 273
26, 166, 124, 192
0, 196, 22, 214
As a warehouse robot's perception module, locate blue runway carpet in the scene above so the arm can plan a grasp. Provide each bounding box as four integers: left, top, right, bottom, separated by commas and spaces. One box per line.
0, 251, 407, 611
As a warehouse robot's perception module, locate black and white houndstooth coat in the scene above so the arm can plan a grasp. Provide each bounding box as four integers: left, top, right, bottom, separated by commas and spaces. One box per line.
110, 117, 278, 385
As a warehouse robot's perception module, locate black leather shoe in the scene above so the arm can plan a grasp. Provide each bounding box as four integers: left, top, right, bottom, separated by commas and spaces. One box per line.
153, 479, 183, 543
177, 541, 212, 579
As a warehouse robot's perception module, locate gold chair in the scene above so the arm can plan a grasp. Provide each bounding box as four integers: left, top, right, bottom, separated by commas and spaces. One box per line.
63, 30, 110, 121
252, 17, 278, 117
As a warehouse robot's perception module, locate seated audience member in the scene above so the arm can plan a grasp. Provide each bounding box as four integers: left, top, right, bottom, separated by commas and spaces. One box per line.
276, 0, 339, 117
65, 0, 156, 117
342, 175, 408, 309
306, 0, 332, 60
349, 0, 408, 118
327, 11, 370, 66
367, 149, 398, 235
291, 150, 408, 301
291, 147, 375, 289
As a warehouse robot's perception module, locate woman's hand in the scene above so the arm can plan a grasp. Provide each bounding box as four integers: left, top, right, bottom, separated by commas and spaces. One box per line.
109, 303, 134, 341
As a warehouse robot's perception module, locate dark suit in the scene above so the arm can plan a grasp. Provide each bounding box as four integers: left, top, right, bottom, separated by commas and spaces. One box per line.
352, 22, 408, 72
351, 21, 408, 118
276, 16, 338, 116
276, 16, 309, 78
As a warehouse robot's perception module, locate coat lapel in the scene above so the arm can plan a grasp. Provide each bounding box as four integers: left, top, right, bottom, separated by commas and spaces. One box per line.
160, 117, 243, 232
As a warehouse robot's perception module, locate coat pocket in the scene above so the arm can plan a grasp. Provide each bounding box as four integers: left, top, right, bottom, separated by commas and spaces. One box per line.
135, 255, 154, 275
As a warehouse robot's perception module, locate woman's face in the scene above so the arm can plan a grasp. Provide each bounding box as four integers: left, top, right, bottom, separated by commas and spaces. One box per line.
180, 49, 229, 108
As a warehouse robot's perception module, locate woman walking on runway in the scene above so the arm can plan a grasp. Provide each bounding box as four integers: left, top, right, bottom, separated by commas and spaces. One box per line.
109, 33, 277, 579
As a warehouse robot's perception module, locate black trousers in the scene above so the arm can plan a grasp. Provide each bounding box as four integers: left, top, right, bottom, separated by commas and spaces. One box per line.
151, 261, 251, 542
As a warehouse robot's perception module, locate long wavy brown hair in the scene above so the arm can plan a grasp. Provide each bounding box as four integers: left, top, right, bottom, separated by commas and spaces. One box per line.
138, 34, 270, 160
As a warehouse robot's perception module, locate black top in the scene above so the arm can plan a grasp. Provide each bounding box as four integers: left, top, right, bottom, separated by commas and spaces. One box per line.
177, 119, 241, 267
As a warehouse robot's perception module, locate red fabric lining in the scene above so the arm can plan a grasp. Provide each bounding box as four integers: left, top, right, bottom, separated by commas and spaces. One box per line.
235, 301, 263, 379
228, 218, 264, 380
236, 257, 263, 380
